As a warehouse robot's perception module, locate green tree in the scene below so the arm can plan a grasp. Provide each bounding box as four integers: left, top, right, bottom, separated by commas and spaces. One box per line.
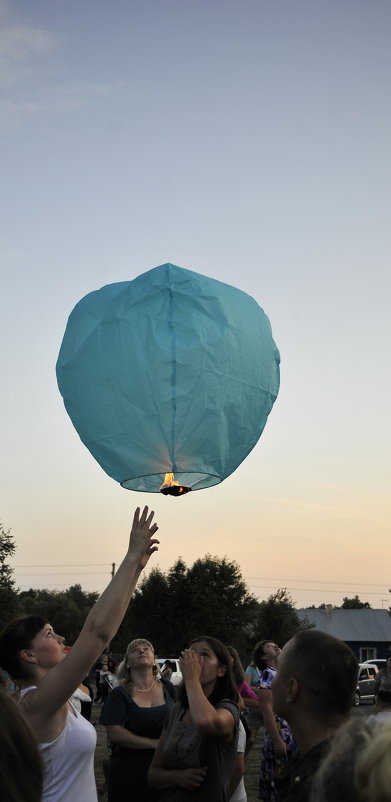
341, 596, 371, 609
0, 521, 20, 630
252, 588, 311, 648
185, 556, 257, 653
113, 567, 170, 653
112, 555, 258, 656
18, 584, 99, 643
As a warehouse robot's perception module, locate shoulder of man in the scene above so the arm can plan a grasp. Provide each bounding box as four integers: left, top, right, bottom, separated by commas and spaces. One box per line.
277, 738, 332, 802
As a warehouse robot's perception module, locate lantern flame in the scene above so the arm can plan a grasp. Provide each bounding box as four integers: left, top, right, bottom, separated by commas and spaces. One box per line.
161, 472, 178, 488
160, 473, 191, 497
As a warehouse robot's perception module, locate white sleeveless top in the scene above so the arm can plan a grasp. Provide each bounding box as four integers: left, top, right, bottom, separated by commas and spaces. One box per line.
20, 687, 97, 802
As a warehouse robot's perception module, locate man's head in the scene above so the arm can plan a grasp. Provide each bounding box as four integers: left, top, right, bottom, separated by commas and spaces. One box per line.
272, 629, 358, 723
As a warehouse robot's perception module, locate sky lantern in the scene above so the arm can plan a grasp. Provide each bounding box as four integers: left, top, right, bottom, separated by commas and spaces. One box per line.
56, 263, 280, 495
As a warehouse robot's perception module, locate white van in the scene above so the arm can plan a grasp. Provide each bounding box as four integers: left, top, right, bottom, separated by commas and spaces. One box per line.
156, 658, 182, 686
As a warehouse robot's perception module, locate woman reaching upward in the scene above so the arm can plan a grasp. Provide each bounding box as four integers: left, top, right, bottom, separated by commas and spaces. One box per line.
0, 506, 159, 802
256, 640, 297, 802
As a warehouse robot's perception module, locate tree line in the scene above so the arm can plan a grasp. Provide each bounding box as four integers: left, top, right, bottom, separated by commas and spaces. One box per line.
0, 520, 378, 659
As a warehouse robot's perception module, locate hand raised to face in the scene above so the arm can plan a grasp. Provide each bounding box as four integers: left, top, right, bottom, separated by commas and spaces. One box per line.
179, 648, 202, 683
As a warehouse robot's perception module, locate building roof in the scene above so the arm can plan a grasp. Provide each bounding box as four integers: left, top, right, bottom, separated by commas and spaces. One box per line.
296, 608, 391, 642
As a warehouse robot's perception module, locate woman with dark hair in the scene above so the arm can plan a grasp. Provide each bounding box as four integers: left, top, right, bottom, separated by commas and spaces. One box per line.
227, 645, 259, 706
255, 640, 297, 802
148, 636, 240, 801
0, 689, 43, 802
100, 637, 175, 802
244, 645, 264, 738
161, 659, 173, 680
226, 645, 259, 757
0, 506, 159, 802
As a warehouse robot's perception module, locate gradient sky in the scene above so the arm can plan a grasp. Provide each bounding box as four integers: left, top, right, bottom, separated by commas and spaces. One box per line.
1, 0, 390, 610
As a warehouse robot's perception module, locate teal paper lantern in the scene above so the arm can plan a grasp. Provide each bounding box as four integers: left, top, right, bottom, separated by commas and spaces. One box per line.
56, 263, 280, 493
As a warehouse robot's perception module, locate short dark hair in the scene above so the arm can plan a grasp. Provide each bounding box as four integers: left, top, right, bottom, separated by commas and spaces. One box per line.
252, 640, 273, 670
0, 616, 48, 682
280, 630, 358, 716
177, 635, 239, 708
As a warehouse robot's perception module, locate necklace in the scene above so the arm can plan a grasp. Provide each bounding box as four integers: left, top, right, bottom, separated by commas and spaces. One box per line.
132, 680, 156, 693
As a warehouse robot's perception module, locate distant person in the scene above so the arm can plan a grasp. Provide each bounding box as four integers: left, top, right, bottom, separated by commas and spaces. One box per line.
70, 681, 93, 717
0, 688, 43, 802
0, 506, 159, 802
107, 652, 118, 673
228, 645, 259, 707
80, 675, 94, 720
161, 659, 173, 681
96, 655, 111, 704
367, 689, 391, 725
271, 629, 358, 802
100, 638, 175, 802
245, 645, 264, 737
227, 645, 259, 755
229, 718, 248, 802
255, 640, 297, 802
0, 666, 16, 694
374, 656, 391, 696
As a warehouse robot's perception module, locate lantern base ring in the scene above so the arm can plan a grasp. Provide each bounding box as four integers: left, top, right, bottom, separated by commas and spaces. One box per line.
120, 471, 222, 493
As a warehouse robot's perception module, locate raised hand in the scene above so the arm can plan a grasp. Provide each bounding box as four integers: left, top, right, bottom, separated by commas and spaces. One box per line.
128, 506, 159, 568
179, 648, 202, 684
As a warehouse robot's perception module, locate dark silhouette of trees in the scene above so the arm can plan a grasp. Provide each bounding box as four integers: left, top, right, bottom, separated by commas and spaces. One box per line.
252, 588, 311, 647
0, 522, 20, 631
341, 596, 371, 609
18, 585, 98, 643
113, 555, 258, 655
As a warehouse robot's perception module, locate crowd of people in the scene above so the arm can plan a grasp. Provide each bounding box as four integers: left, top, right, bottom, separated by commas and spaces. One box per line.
0, 506, 391, 802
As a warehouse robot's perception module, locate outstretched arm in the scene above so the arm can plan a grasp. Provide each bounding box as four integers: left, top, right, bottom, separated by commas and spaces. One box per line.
24, 507, 159, 720
258, 687, 286, 757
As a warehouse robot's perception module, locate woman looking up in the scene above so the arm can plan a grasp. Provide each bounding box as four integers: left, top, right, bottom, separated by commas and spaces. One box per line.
0, 506, 159, 802
227, 645, 259, 705
244, 647, 263, 740
226, 645, 259, 757
256, 640, 297, 802
374, 657, 391, 698
148, 636, 240, 801
100, 638, 176, 802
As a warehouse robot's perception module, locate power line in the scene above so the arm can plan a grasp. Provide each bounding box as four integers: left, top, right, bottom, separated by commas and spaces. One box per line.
251, 585, 384, 596
13, 563, 108, 568
16, 572, 109, 577
12, 566, 388, 599
12, 567, 389, 589
246, 576, 389, 589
